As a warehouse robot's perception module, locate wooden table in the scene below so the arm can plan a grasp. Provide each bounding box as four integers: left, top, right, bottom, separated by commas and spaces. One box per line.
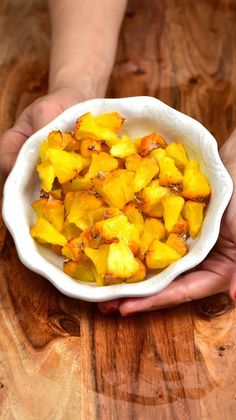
0, 1, 235, 418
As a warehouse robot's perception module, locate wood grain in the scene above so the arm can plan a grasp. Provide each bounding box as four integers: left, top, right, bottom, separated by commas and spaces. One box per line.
0, 0, 236, 418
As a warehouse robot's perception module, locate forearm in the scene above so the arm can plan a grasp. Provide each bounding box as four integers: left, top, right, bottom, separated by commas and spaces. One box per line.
48, 0, 127, 97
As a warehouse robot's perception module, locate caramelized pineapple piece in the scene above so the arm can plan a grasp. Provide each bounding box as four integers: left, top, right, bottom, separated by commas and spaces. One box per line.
63, 220, 82, 241
32, 198, 65, 232
62, 235, 85, 261
159, 157, 183, 187
63, 258, 96, 282
110, 134, 137, 158
51, 245, 63, 256
96, 214, 139, 245
182, 200, 206, 238
123, 203, 144, 233
39, 140, 49, 162
47, 148, 84, 183
140, 218, 166, 254
95, 112, 125, 133
94, 170, 134, 209
125, 154, 142, 171
134, 158, 159, 192
150, 148, 167, 164
30, 218, 67, 246
141, 180, 170, 218
48, 130, 74, 150
62, 175, 92, 194
139, 132, 167, 157
80, 139, 102, 157
162, 196, 185, 232
108, 240, 139, 278
86, 152, 118, 178
171, 215, 189, 237
166, 233, 188, 256
85, 245, 110, 286
166, 142, 189, 168
51, 189, 62, 200
146, 239, 181, 269
37, 162, 55, 192
64, 192, 76, 215
126, 258, 146, 283
182, 160, 211, 200
67, 191, 104, 230
75, 112, 119, 145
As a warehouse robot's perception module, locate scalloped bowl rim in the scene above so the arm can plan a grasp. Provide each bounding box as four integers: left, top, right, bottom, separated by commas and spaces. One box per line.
2, 96, 233, 302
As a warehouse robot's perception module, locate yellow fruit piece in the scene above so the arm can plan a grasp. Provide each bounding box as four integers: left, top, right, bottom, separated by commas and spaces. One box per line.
62, 175, 92, 194
134, 158, 159, 192
182, 200, 206, 238
162, 196, 185, 232
84, 245, 110, 286
39, 140, 49, 162
47, 148, 84, 183
159, 157, 183, 187
36, 161, 55, 192
51, 245, 63, 256
126, 258, 146, 283
95, 112, 125, 133
48, 130, 74, 150
110, 134, 137, 158
108, 240, 139, 278
67, 191, 104, 230
75, 112, 119, 145
125, 154, 142, 171
139, 132, 167, 157
51, 189, 62, 200
182, 160, 211, 200
63, 221, 82, 241
96, 213, 139, 245
141, 180, 170, 218
166, 142, 189, 168
171, 215, 189, 237
146, 239, 181, 269
32, 198, 65, 232
62, 236, 84, 261
30, 218, 67, 246
86, 152, 118, 179
64, 192, 76, 215
63, 258, 96, 282
166, 233, 188, 257
80, 139, 101, 157
123, 204, 144, 233
140, 218, 166, 254
150, 148, 167, 164
94, 170, 134, 209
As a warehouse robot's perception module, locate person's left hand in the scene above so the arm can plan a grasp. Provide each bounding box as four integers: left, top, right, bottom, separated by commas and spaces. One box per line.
98, 130, 236, 316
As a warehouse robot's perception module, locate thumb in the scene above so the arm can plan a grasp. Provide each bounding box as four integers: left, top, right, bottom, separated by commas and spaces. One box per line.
0, 106, 33, 174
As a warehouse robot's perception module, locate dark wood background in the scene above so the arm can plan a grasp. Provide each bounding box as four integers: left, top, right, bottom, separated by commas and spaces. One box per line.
0, 0, 235, 418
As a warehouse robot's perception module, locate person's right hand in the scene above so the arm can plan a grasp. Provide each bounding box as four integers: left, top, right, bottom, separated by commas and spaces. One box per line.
0, 87, 93, 174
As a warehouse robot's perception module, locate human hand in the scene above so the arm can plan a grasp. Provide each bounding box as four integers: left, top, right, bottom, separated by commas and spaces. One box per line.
0, 87, 94, 174
99, 130, 236, 316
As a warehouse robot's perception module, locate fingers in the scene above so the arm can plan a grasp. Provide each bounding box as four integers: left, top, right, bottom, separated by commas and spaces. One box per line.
0, 107, 32, 174
229, 271, 236, 301
98, 270, 228, 316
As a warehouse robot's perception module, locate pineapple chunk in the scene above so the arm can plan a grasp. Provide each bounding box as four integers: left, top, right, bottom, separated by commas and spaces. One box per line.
108, 240, 139, 278
63, 258, 96, 282
182, 200, 206, 238
48, 130, 74, 150
62, 175, 92, 193
140, 218, 166, 254
110, 134, 137, 158
182, 160, 211, 200
171, 215, 189, 237
166, 142, 189, 168
125, 154, 141, 171
162, 196, 185, 232
150, 148, 167, 164
85, 245, 110, 286
86, 152, 118, 178
51, 189, 62, 200
96, 213, 139, 245
159, 157, 183, 187
67, 191, 104, 230
32, 198, 65, 232
126, 258, 146, 283
166, 233, 188, 256
141, 180, 170, 218
75, 112, 119, 144
30, 218, 67, 246
95, 112, 125, 133
39, 140, 49, 162
47, 148, 84, 183
37, 161, 55, 192
146, 239, 181, 269
62, 235, 85, 261
134, 158, 159, 192
139, 132, 167, 157
80, 139, 101, 157
63, 221, 81, 241
94, 170, 134, 209
123, 204, 144, 233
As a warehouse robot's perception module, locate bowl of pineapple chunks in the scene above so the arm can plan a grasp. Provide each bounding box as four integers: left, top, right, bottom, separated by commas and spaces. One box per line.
3, 97, 233, 301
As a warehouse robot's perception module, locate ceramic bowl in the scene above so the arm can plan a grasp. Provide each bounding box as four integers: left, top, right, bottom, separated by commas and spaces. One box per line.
2, 97, 233, 302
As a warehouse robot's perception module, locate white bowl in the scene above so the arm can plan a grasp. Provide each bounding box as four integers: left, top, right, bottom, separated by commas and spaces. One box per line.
2, 97, 233, 302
